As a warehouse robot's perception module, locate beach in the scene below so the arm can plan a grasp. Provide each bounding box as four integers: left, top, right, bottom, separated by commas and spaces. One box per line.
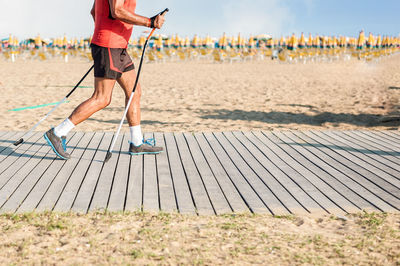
1, 54, 400, 265
1, 55, 399, 133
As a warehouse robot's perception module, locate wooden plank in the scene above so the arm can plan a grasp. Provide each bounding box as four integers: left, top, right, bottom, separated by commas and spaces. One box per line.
107, 133, 131, 212
371, 131, 400, 145
0, 131, 20, 143
0, 132, 33, 188
154, 132, 177, 213
71, 133, 113, 213
243, 131, 349, 215
231, 131, 325, 214
195, 133, 249, 213
124, 143, 143, 212
381, 130, 400, 141
0, 132, 23, 153
306, 131, 400, 198
350, 131, 400, 158
266, 131, 381, 212
1, 133, 81, 213
0, 131, 10, 141
89, 133, 124, 212
362, 131, 400, 149
52, 132, 104, 212
354, 131, 400, 152
175, 133, 214, 215
288, 131, 399, 212
212, 132, 287, 215
346, 131, 400, 167
341, 131, 400, 167
202, 132, 267, 214
0, 132, 42, 177
253, 131, 360, 213
184, 133, 232, 215
17, 132, 87, 213
159, 132, 195, 214
0, 132, 44, 189
327, 131, 400, 178
142, 133, 160, 212
221, 131, 309, 215
0, 133, 55, 211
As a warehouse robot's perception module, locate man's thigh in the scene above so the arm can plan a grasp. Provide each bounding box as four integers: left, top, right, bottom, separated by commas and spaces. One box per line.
94, 77, 117, 97
117, 69, 141, 96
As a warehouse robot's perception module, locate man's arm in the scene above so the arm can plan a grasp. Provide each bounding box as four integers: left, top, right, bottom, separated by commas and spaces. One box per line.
90, 1, 95, 22
109, 0, 164, 28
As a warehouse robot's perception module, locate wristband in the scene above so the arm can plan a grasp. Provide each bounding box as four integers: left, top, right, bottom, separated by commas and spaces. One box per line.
150, 15, 157, 28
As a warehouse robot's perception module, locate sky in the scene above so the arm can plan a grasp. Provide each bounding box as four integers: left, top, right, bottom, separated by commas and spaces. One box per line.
0, 0, 399, 40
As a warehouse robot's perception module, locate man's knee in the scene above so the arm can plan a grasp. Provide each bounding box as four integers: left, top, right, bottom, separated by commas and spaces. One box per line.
93, 95, 112, 109
126, 89, 141, 102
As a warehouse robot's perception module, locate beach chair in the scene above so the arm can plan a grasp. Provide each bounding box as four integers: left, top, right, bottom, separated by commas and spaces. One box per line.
3, 51, 11, 60
264, 49, 272, 57
278, 52, 287, 62
130, 49, 140, 60
288, 52, 298, 63
198, 48, 211, 60
228, 50, 241, 63
164, 48, 176, 61
155, 51, 165, 63
85, 52, 93, 61
147, 51, 157, 63
38, 51, 47, 61
241, 50, 254, 61
213, 51, 224, 63
177, 50, 186, 61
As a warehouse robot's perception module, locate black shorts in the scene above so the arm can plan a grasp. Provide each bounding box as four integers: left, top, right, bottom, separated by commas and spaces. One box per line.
91, 43, 135, 79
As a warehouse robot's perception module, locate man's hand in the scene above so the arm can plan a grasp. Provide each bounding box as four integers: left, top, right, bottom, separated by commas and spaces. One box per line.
150, 13, 165, 29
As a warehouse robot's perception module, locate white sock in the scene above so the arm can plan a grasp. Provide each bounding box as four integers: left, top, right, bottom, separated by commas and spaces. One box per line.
130, 125, 143, 146
54, 118, 75, 138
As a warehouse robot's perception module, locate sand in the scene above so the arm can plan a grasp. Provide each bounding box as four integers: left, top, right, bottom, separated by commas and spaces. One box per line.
0, 55, 399, 133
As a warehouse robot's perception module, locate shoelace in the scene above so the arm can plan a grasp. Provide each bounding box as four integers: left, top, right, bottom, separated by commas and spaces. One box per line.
143, 138, 156, 146
61, 137, 67, 152
128, 138, 156, 147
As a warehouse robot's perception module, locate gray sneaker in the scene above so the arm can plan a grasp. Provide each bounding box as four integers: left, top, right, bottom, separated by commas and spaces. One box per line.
129, 138, 163, 155
44, 129, 71, 160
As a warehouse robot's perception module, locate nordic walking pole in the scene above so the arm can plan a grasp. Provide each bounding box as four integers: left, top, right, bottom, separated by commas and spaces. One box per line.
13, 64, 94, 146
105, 8, 169, 163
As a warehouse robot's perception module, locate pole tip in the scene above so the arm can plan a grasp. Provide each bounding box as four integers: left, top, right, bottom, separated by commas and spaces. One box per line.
13, 138, 23, 146
105, 152, 112, 163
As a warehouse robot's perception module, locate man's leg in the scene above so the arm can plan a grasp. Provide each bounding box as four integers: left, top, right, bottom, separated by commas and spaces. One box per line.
117, 69, 163, 154
45, 77, 116, 159
69, 77, 116, 125
116, 69, 141, 128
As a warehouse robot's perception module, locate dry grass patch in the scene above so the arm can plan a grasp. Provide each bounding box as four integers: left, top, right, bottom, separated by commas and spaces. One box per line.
0, 211, 399, 265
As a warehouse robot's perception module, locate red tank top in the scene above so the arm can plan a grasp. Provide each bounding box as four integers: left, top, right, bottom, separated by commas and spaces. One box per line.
91, 0, 136, 48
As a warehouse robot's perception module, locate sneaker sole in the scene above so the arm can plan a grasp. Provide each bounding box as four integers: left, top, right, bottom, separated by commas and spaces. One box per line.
129, 151, 162, 156
44, 133, 69, 160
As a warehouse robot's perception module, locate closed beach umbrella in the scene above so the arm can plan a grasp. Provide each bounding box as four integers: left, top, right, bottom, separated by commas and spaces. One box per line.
357, 30, 365, 50
299, 33, 305, 49
367, 32, 374, 49
376, 35, 382, 49
307, 33, 312, 48
191, 34, 199, 48
35, 34, 42, 49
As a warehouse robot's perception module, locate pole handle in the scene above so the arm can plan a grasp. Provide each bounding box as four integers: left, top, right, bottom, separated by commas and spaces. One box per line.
159, 8, 169, 16
147, 8, 169, 40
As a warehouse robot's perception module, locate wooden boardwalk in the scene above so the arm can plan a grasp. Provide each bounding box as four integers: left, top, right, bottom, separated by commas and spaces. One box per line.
0, 130, 399, 215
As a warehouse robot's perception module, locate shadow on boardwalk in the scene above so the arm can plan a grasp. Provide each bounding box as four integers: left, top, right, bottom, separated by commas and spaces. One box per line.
198, 109, 400, 128
284, 142, 400, 156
